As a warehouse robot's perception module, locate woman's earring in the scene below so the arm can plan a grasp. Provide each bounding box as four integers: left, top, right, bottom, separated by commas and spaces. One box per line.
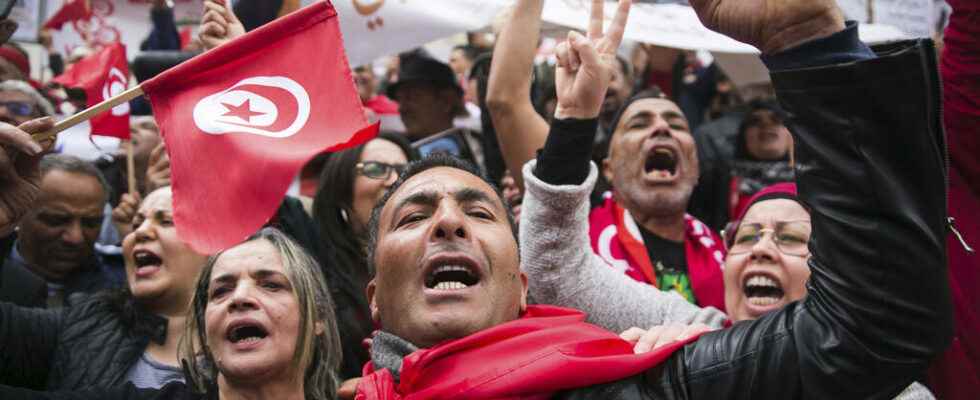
340, 208, 350, 223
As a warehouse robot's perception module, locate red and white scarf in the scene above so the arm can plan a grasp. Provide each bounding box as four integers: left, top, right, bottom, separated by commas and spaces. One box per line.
588, 193, 727, 311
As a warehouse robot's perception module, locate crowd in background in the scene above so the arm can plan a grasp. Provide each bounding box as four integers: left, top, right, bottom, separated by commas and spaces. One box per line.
0, 0, 977, 399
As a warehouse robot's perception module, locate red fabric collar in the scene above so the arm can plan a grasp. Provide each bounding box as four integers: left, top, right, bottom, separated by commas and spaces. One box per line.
590, 196, 727, 311
356, 305, 699, 399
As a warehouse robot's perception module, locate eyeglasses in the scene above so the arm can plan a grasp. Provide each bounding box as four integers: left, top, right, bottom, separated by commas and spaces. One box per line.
0, 101, 36, 117
723, 220, 811, 257
356, 161, 405, 180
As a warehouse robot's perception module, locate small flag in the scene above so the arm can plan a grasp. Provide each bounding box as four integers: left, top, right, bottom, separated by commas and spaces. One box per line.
53, 43, 131, 140
141, 0, 377, 253
43, 0, 92, 31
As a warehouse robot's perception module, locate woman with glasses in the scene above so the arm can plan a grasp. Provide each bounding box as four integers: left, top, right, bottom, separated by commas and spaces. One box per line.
720, 183, 809, 322
312, 131, 418, 379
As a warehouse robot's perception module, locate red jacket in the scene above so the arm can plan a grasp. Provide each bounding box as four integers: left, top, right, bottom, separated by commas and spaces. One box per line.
932, 1, 980, 398
355, 305, 699, 399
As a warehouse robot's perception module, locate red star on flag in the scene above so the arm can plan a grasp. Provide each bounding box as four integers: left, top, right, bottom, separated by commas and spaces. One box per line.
221, 99, 265, 122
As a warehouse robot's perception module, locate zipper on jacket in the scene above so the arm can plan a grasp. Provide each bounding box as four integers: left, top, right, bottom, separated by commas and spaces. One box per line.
918, 38, 970, 254
948, 217, 975, 253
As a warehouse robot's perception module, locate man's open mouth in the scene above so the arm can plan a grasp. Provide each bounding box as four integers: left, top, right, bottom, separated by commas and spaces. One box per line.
644, 146, 678, 179
425, 261, 481, 291
227, 322, 269, 344
742, 273, 785, 306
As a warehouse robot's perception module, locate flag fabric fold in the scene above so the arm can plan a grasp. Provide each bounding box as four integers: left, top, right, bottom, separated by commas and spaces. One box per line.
141, 0, 377, 254
53, 42, 131, 140
43, 0, 92, 31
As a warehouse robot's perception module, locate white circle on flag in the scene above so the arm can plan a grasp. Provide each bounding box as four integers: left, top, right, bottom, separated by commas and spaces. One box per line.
192, 76, 311, 139
103, 67, 130, 116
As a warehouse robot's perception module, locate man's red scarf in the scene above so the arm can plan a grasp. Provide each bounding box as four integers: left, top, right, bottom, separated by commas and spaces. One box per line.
355, 305, 700, 399
588, 194, 727, 311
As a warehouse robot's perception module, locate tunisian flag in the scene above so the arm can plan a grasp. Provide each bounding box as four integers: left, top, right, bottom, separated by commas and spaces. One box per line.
356, 306, 701, 399
43, 0, 92, 31
141, 0, 376, 254
53, 43, 131, 139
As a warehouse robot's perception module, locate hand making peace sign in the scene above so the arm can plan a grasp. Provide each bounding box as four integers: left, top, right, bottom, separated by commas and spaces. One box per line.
553, 0, 632, 121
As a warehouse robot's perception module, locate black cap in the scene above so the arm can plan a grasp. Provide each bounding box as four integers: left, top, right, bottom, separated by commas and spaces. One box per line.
386, 57, 463, 99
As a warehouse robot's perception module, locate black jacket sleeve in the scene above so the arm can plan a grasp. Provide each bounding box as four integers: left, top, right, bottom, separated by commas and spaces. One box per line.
0, 302, 65, 388
533, 118, 599, 186
647, 38, 952, 400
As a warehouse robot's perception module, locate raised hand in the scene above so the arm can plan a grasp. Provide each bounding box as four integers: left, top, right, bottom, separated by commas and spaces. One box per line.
112, 192, 142, 239
554, 0, 631, 120
145, 143, 171, 194
688, 0, 844, 54
199, 0, 246, 51
0, 118, 53, 236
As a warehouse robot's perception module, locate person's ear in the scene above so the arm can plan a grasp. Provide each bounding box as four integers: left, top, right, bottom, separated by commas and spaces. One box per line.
602, 157, 614, 184
366, 279, 381, 325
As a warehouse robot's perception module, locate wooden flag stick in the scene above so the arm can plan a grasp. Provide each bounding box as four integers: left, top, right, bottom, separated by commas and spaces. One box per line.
31, 84, 145, 143
125, 140, 137, 198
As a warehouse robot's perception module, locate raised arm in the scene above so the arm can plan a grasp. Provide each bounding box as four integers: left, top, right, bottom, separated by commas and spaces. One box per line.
519, 0, 727, 332
653, 1, 952, 398
485, 0, 550, 189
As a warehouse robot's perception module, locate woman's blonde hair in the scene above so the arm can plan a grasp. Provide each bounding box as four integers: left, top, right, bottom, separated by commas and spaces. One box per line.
179, 227, 342, 400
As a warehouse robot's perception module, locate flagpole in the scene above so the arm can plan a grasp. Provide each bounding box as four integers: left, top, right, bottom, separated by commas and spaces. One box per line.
31, 85, 145, 142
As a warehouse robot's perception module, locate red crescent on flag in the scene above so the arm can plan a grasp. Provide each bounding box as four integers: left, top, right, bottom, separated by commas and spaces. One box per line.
220, 83, 300, 133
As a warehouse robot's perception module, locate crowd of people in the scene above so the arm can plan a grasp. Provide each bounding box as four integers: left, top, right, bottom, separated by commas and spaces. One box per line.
0, 0, 976, 399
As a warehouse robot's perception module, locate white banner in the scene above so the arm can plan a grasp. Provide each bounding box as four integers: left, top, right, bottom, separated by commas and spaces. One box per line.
10, 0, 45, 43
543, 1, 759, 53
838, 0, 941, 38
542, 0, 908, 54
33, 1, 915, 74
335, 0, 508, 67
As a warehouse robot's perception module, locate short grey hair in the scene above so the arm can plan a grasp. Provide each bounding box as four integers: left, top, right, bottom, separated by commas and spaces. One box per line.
0, 80, 55, 117
39, 154, 110, 203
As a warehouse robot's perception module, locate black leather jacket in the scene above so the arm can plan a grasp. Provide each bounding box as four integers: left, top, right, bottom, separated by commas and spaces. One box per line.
561, 38, 953, 400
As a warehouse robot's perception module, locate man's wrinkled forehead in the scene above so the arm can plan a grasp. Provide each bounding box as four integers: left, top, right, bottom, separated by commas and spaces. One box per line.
615, 98, 687, 132
380, 167, 503, 224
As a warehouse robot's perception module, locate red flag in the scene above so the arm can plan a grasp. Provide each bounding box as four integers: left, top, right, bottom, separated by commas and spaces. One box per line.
141, 1, 377, 254
44, 0, 92, 31
53, 43, 131, 140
